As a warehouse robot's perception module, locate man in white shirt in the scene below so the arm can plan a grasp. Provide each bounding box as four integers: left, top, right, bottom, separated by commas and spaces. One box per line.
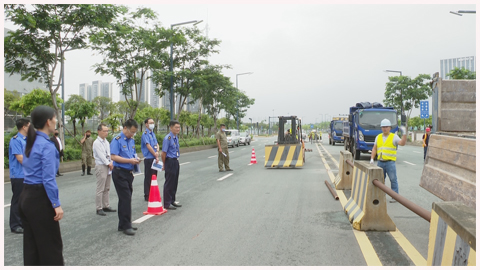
93, 124, 116, 216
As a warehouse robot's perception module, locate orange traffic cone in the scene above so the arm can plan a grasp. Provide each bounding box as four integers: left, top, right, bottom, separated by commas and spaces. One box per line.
250, 148, 257, 164
143, 174, 167, 215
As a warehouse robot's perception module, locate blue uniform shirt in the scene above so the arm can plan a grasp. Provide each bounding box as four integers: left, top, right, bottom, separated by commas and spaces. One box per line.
141, 129, 158, 159
23, 131, 60, 208
9, 132, 27, 179
162, 132, 180, 158
110, 131, 137, 170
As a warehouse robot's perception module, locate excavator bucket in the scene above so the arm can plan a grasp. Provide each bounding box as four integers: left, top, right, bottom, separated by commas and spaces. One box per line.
265, 144, 304, 168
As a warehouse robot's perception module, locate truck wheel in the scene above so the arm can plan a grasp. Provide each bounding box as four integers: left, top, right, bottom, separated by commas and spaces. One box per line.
353, 142, 361, 160
248, 141, 250, 145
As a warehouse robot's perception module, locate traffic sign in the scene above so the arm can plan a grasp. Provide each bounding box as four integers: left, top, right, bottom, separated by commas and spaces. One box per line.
310, 124, 314, 128
420, 100, 429, 119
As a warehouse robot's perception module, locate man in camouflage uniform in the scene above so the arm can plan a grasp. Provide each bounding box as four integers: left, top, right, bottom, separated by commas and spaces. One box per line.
81, 130, 94, 176
216, 124, 233, 172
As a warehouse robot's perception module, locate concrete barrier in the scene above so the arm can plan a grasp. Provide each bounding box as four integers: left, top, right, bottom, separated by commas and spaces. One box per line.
334, 150, 353, 190
420, 134, 476, 209
427, 201, 476, 266
4, 144, 217, 182
343, 161, 395, 231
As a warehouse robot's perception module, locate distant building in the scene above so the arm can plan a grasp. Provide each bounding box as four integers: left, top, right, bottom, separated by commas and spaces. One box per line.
150, 80, 161, 108
100, 82, 113, 99
79, 83, 89, 100
440, 56, 476, 79
91, 80, 101, 101
4, 28, 46, 94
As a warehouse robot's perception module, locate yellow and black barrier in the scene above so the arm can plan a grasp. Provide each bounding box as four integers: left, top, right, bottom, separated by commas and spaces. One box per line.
334, 150, 353, 190
427, 202, 476, 266
264, 144, 304, 168
343, 161, 395, 231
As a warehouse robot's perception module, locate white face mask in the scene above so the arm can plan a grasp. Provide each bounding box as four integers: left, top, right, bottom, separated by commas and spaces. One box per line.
222, 128, 226, 132
149, 124, 155, 130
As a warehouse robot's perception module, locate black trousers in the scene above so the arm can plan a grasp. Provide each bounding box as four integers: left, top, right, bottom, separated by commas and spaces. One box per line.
10, 178, 24, 230
144, 158, 158, 199
112, 167, 134, 230
163, 158, 179, 207
19, 184, 64, 266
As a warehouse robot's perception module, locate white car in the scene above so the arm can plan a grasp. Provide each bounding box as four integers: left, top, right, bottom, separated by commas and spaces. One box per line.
239, 132, 251, 145
225, 129, 240, 148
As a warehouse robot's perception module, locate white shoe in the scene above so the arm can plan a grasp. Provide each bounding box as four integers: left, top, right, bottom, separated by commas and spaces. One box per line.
389, 198, 397, 203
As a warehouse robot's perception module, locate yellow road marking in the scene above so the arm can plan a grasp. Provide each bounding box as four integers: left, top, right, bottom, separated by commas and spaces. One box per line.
390, 229, 427, 266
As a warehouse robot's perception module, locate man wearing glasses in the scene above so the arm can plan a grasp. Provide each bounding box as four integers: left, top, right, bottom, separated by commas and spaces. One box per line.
370, 119, 407, 203
110, 119, 141, 235
93, 124, 116, 216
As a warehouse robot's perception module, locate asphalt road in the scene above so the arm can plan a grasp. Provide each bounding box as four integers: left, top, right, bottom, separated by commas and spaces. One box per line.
3, 135, 442, 266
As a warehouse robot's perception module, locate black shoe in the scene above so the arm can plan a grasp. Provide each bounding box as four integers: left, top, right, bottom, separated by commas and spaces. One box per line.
165, 205, 177, 210
226, 169, 233, 171
145, 197, 149, 202
123, 228, 136, 235
118, 227, 137, 231
103, 207, 116, 212
87, 172, 93, 175
96, 209, 106, 216
56, 174, 63, 177
219, 169, 225, 172
171, 202, 182, 207
12, 227, 23, 234
81, 172, 85, 176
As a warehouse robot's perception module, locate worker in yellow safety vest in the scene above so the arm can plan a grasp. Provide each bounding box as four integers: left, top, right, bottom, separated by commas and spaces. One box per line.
370, 119, 407, 202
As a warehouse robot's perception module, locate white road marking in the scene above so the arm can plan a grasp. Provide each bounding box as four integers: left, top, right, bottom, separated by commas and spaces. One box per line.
208, 155, 217, 158
133, 214, 154, 224
248, 163, 254, 166
241, 148, 246, 150
230, 151, 234, 153
5, 204, 11, 208
217, 173, 233, 181
404, 161, 416, 166
180, 162, 190, 166
413, 151, 422, 154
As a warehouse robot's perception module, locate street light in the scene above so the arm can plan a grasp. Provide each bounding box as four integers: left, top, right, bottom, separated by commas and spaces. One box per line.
169, 20, 203, 120
384, 69, 406, 126
450, 10, 476, 16
235, 72, 253, 130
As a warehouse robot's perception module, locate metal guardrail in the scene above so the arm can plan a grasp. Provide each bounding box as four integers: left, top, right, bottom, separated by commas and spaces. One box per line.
372, 179, 431, 222
325, 180, 339, 200
345, 159, 354, 167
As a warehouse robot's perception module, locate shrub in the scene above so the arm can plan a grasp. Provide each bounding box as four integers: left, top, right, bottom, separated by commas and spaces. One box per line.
63, 149, 82, 161
4, 156, 9, 169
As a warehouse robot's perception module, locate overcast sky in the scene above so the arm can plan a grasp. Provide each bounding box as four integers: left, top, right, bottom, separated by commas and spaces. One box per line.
3, 2, 477, 125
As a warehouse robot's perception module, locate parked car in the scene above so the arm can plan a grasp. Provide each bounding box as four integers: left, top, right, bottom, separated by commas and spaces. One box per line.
239, 132, 251, 145
225, 129, 240, 147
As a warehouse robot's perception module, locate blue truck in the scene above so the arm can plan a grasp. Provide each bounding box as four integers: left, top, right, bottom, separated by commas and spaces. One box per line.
343, 102, 398, 160
329, 116, 348, 146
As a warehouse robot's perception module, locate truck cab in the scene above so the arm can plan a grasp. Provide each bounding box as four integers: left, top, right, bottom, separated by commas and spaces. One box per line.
329, 116, 347, 145
344, 103, 398, 160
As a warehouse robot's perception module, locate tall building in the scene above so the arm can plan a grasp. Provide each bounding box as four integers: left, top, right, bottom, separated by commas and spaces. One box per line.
79, 83, 89, 100
440, 56, 476, 79
100, 82, 113, 99
91, 80, 101, 101
150, 80, 161, 108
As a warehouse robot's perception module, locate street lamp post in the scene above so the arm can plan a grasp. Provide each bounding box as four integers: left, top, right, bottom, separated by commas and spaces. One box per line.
384, 69, 405, 126
235, 72, 253, 130
169, 20, 203, 120
249, 118, 252, 134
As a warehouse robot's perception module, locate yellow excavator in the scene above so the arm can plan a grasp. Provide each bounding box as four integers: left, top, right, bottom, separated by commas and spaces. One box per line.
265, 116, 305, 168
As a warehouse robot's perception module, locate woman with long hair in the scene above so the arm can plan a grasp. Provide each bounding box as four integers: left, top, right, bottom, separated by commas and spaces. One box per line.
19, 105, 64, 265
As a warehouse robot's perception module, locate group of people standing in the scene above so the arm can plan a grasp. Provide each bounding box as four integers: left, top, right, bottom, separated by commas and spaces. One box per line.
7, 104, 184, 265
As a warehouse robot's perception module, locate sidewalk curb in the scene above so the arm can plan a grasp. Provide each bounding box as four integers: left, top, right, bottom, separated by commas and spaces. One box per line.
4, 144, 217, 183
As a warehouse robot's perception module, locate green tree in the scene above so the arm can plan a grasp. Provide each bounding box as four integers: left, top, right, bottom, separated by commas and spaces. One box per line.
178, 110, 191, 136
383, 74, 432, 130
159, 107, 171, 131
65, 95, 98, 136
4, 89, 21, 121
10, 88, 63, 116
446, 67, 476, 80
133, 103, 152, 133
200, 114, 214, 136
89, 7, 171, 119
223, 89, 255, 128
92, 96, 114, 121
152, 27, 222, 121
116, 101, 130, 124
4, 4, 125, 146
103, 113, 123, 134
